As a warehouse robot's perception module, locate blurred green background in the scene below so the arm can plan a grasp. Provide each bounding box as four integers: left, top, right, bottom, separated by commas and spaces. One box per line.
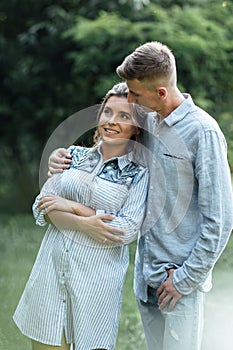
0, 1, 232, 349
1, 0, 233, 213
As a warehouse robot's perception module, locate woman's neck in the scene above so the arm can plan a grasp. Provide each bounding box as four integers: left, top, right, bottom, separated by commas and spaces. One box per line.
100, 142, 128, 162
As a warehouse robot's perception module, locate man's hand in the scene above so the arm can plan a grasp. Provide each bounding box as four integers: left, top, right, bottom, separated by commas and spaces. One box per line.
157, 269, 183, 311
48, 148, 71, 176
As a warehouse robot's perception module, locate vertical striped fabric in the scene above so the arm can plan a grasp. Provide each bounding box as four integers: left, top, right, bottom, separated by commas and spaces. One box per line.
13, 146, 148, 349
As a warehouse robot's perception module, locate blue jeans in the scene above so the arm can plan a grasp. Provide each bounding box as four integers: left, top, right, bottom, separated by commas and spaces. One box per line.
137, 287, 205, 350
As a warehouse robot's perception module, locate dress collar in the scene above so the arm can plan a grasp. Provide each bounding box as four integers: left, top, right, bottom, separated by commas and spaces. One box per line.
88, 144, 135, 170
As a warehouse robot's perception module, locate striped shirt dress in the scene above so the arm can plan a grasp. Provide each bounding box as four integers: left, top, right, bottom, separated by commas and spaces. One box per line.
13, 145, 149, 350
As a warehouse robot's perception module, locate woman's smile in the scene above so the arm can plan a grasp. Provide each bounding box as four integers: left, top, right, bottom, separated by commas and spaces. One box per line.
103, 127, 120, 135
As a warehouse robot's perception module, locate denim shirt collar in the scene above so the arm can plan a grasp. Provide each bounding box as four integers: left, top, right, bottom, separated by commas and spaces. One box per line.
152, 93, 196, 127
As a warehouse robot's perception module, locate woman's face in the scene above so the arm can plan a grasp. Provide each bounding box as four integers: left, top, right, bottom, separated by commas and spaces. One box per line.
98, 96, 139, 145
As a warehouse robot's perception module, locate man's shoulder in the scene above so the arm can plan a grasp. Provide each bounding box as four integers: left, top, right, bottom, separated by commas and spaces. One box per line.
189, 106, 219, 130
177, 94, 221, 133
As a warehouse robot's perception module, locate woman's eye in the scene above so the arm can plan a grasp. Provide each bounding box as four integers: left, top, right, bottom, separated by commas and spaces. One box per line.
121, 114, 130, 120
103, 108, 111, 114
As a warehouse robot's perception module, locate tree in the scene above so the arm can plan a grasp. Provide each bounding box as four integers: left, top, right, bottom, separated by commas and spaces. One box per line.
0, 2, 77, 212
66, 2, 233, 164
1, 0, 232, 213
0, 0, 149, 212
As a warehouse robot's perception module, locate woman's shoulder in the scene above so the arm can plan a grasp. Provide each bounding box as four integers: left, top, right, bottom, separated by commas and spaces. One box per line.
68, 145, 92, 166
68, 145, 89, 156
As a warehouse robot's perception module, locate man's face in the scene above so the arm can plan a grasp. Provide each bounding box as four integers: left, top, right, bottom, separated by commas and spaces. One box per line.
126, 79, 163, 114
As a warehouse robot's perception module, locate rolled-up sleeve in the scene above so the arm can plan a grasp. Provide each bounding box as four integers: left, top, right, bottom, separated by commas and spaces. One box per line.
32, 174, 62, 226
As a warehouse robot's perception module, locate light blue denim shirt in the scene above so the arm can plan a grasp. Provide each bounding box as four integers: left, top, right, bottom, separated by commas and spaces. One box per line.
135, 94, 233, 301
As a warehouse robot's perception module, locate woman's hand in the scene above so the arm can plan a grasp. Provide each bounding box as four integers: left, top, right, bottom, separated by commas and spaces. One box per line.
77, 214, 125, 245
38, 195, 73, 214
48, 148, 71, 176
38, 195, 126, 245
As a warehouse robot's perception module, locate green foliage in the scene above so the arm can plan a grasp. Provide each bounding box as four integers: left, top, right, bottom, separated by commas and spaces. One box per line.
218, 113, 233, 172
0, 215, 44, 349
0, 0, 233, 212
65, 3, 233, 169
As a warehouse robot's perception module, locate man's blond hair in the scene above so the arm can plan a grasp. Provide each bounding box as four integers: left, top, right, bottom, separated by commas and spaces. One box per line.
116, 41, 177, 86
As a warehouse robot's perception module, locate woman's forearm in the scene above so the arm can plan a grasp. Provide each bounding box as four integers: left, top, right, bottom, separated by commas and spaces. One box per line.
70, 201, 95, 217
45, 210, 125, 245
38, 195, 96, 217
39, 194, 125, 244
46, 210, 86, 230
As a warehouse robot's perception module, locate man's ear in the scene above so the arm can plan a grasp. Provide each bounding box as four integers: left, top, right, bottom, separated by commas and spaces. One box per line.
156, 87, 167, 99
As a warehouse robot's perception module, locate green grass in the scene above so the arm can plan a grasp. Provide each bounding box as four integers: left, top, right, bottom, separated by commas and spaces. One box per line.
0, 215, 43, 350
0, 214, 232, 350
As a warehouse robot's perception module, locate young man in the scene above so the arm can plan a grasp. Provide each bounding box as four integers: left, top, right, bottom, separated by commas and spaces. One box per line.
48, 42, 233, 350
115, 41, 233, 350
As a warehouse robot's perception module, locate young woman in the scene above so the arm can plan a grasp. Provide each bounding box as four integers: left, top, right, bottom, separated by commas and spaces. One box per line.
13, 82, 149, 350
